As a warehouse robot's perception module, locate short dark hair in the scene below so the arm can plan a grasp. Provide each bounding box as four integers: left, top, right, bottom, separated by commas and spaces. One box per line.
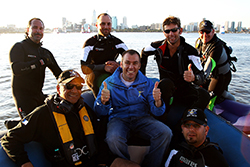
163, 16, 181, 29
25, 18, 44, 36
97, 13, 112, 20
121, 49, 141, 62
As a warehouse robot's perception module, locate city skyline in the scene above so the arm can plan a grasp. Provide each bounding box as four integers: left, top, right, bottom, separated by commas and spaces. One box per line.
1, 0, 250, 29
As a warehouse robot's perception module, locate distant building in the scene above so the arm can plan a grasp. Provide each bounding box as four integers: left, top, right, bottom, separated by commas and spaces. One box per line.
231, 21, 235, 32
225, 21, 229, 32
112, 16, 118, 30
92, 10, 97, 26
123, 16, 128, 29
151, 23, 162, 30
237, 21, 242, 32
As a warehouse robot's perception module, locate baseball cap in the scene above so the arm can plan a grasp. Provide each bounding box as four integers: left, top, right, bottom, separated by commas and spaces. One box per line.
182, 108, 207, 125
199, 20, 213, 31
57, 70, 84, 84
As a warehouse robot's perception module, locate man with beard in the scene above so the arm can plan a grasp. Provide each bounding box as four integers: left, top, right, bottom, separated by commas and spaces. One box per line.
9, 18, 62, 119
80, 13, 128, 97
164, 109, 229, 167
140, 16, 210, 149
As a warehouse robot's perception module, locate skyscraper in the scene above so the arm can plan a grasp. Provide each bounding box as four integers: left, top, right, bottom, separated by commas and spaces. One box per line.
237, 21, 242, 32
112, 16, 118, 30
92, 10, 97, 26
231, 21, 235, 32
123, 16, 128, 28
225, 21, 229, 32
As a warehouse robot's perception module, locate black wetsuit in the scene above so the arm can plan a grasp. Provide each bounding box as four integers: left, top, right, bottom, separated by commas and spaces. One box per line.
165, 139, 229, 167
9, 37, 62, 117
80, 34, 128, 97
1, 95, 115, 167
195, 34, 232, 108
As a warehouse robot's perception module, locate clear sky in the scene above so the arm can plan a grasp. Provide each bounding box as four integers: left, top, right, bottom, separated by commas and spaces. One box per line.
1, 0, 250, 29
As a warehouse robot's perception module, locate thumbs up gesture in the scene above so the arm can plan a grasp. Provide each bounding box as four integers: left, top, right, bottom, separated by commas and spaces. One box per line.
183, 64, 195, 82
153, 81, 162, 107
101, 81, 110, 104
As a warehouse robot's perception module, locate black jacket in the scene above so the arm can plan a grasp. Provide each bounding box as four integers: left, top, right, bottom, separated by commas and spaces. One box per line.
1, 95, 114, 167
9, 38, 62, 94
141, 36, 204, 86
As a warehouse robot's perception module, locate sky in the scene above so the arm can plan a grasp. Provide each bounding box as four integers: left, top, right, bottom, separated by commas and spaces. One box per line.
1, 0, 250, 29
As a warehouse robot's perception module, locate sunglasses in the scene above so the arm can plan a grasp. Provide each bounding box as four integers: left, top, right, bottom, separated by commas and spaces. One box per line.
199, 30, 211, 34
164, 27, 180, 34
63, 83, 83, 90
183, 123, 206, 129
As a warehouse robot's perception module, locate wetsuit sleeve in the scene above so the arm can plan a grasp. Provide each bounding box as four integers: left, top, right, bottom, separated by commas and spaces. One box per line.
9, 43, 41, 76
140, 41, 162, 75
1, 106, 46, 166
43, 49, 62, 79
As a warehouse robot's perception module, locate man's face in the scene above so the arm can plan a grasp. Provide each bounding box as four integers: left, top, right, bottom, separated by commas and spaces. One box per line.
181, 120, 209, 148
27, 19, 44, 43
120, 53, 141, 82
163, 23, 182, 45
199, 29, 215, 44
57, 78, 83, 104
96, 15, 112, 37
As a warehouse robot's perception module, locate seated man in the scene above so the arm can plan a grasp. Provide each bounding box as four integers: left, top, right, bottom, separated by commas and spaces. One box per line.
1, 69, 140, 167
165, 108, 229, 167
94, 49, 173, 167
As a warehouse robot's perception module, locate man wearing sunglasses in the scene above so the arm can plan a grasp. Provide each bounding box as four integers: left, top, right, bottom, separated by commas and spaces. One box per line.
196, 20, 234, 111
1, 69, 140, 167
165, 109, 229, 167
140, 16, 210, 148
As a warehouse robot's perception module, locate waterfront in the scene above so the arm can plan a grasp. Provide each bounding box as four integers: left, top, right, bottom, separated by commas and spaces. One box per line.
0, 32, 250, 131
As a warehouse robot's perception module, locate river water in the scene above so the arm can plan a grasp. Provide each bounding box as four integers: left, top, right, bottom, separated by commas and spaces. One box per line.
0, 32, 249, 131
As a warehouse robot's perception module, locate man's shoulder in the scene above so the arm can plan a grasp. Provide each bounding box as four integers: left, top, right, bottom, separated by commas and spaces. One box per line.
83, 35, 98, 46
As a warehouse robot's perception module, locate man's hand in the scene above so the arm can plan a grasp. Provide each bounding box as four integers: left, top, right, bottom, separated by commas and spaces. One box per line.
101, 81, 110, 104
104, 61, 119, 74
21, 162, 34, 167
153, 81, 162, 107
183, 64, 195, 82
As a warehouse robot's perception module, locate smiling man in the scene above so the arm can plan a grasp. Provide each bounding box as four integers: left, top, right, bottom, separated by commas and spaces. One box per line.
165, 109, 229, 167
80, 13, 128, 97
94, 49, 173, 167
8, 18, 62, 119
140, 16, 210, 149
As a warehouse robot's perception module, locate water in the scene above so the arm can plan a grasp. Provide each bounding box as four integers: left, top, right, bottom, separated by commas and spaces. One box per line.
0, 32, 249, 131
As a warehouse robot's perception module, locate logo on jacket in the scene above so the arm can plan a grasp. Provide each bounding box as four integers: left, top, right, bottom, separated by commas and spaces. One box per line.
179, 156, 198, 167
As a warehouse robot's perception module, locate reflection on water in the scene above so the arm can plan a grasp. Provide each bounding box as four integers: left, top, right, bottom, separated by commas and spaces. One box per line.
0, 32, 249, 131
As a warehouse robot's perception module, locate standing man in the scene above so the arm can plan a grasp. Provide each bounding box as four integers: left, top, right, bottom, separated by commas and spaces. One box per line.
196, 20, 235, 110
94, 50, 172, 167
140, 16, 210, 144
1, 69, 140, 167
81, 13, 128, 97
165, 109, 229, 167
9, 18, 62, 118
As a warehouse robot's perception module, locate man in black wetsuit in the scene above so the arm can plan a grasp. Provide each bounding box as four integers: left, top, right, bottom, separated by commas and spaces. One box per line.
195, 20, 234, 110
140, 16, 210, 137
80, 13, 128, 97
9, 18, 62, 118
165, 108, 229, 167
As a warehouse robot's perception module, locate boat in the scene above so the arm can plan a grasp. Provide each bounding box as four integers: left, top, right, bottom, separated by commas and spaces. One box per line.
1, 87, 250, 166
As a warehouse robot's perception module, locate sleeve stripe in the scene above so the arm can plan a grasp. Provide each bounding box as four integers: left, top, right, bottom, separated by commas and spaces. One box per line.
82, 46, 94, 62
188, 55, 203, 71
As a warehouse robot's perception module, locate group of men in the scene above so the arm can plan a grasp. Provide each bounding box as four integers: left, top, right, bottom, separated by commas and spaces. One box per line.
1, 13, 231, 167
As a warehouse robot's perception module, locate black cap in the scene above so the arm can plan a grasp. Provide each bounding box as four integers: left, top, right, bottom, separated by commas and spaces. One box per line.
57, 70, 84, 84
182, 108, 207, 125
199, 20, 213, 31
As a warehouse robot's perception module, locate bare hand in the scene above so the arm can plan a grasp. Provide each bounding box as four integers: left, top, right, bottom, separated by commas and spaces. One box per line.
101, 81, 110, 104
21, 162, 34, 167
183, 64, 195, 82
153, 81, 162, 107
105, 61, 119, 73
